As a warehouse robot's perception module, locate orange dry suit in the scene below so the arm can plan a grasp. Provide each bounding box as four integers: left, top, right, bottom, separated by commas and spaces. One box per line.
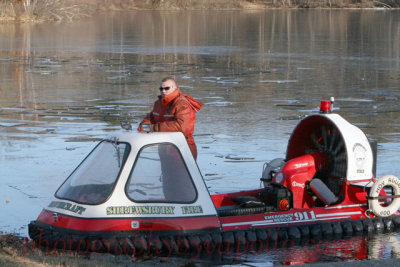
140, 87, 203, 159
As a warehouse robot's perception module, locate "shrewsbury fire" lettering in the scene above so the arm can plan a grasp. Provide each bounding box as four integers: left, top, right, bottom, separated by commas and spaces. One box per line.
106, 206, 175, 215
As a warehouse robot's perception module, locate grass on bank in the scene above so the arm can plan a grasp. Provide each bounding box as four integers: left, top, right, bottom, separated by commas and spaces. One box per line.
0, 233, 183, 266
0, 0, 399, 22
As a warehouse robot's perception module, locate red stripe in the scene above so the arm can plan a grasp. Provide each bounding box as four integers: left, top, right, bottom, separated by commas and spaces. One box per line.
37, 210, 221, 232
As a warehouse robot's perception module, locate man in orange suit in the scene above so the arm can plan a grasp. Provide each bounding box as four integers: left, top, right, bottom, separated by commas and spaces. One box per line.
138, 77, 203, 159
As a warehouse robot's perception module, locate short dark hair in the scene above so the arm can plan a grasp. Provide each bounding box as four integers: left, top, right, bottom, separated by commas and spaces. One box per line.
161, 77, 176, 83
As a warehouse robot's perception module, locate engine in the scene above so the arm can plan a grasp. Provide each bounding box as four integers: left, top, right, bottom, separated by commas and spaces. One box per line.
259, 184, 293, 211
261, 99, 376, 209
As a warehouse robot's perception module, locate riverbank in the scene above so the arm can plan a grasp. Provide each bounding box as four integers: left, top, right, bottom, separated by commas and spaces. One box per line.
3, 232, 400, 266
0, 0, 399, 22
0, 233, 184, 266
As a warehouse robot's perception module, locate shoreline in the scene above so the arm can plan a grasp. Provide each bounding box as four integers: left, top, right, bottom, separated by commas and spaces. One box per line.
0, 233, 181, 266
0, 0, 399, 22
2, 232, 400, 266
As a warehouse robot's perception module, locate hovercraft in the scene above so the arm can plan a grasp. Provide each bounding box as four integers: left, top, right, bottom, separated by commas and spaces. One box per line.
28, 99, 400, 255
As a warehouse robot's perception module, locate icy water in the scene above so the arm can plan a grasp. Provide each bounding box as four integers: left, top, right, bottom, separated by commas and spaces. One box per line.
1, 9, 400, 265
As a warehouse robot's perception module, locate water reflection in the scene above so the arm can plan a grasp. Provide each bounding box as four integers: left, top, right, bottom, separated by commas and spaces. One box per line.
0, 10, 399, 138
237, 236, 370, 265
0, 9, 400, 264
164, 232, 400, 265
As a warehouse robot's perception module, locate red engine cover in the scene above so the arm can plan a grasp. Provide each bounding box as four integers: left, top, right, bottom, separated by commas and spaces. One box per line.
273, 152, 328, 208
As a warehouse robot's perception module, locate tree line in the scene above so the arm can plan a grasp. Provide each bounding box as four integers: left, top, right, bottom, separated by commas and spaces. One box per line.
0, 0, 399, 22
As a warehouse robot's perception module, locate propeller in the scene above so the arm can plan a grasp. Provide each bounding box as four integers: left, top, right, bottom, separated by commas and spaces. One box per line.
310, 124, 347, 179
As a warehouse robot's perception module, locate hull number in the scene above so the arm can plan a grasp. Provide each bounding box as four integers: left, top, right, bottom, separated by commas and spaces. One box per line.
265, 211, 316, 223
294, 211, 316, 221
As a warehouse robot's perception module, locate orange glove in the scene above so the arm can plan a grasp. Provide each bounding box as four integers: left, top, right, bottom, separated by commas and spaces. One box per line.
138, 120, 152, 133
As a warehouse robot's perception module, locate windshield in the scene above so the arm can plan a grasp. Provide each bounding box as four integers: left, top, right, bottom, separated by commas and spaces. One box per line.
126, 143, 197, 203
56, 140, 130, 205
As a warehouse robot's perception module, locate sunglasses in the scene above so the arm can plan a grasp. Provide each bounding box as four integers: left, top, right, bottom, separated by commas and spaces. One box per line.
159, 86, 171, 91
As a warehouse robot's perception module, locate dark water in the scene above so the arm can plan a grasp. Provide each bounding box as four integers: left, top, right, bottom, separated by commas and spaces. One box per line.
0, 9, 400, 265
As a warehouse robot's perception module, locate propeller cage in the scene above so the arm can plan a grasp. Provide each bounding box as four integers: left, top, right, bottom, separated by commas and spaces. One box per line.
286, 114, 374, 181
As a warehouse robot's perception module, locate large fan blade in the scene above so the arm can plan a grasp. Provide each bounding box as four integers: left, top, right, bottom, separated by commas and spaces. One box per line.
316, 124, 347, 178
320, 125, 328, 150
309, 123, 347, 179
331, 140, 346, 159
310, 132, 324, 152
328, 126, 338, 152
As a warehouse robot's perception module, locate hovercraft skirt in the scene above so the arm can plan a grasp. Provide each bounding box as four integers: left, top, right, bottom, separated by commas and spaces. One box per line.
28, 215, 400, 255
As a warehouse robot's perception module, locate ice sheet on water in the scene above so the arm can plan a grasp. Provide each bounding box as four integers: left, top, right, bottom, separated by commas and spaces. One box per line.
204, 96, 224, 99
35, 64, 61, 68
0, 122, 27, 127
201, 76, 222, 80
0, 107, 29, 111
213, 134, 233, 139
0, 118, 30, 127
105, 69, 130, 73
85, 98, 104, 102
258, 80, 298, 83
216, 80, 239, 84
205, 101, 234, 106
179, 85, 194, 89
95, 45, 243, 56
60, 117, 85, 121
25, 69, 58, 75
107, 75, 128, 79
336, 97, 374, 102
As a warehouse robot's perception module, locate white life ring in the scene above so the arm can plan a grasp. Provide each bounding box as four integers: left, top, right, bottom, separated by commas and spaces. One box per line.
369, 174, 400, 217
